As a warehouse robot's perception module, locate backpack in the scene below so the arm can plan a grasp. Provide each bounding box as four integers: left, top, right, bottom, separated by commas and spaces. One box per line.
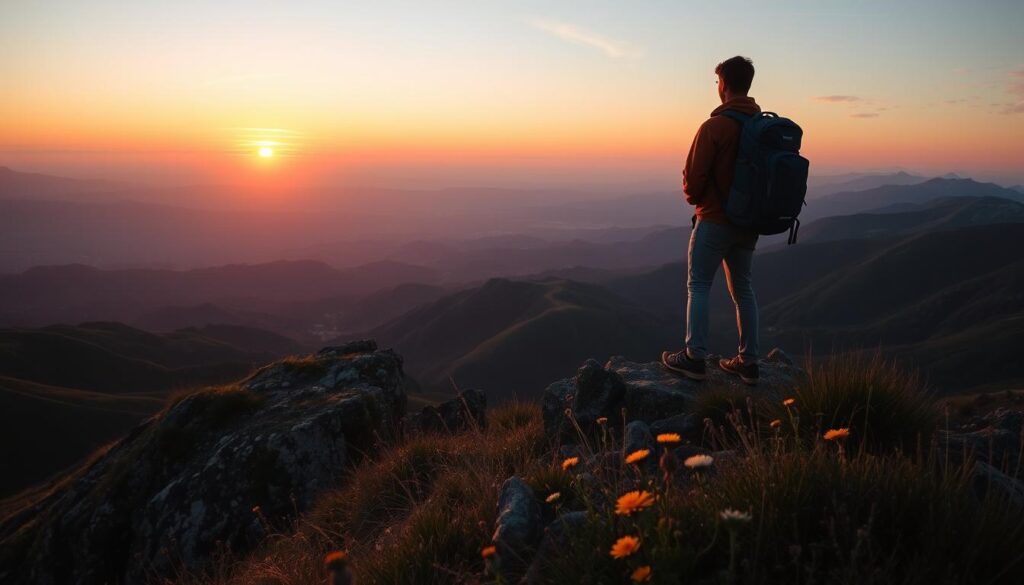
719, 110, 809, 244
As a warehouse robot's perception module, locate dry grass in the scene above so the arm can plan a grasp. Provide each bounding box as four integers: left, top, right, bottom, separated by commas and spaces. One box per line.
174, 401, 545, 585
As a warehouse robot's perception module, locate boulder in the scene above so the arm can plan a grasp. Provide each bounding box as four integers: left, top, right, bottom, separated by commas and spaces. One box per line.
0, 343, 406, 585
408, 388, 486, 434
623, 420, 654, 456
491, 476, 542, 580
542, 358, 626, 441
525, 511, 589, 584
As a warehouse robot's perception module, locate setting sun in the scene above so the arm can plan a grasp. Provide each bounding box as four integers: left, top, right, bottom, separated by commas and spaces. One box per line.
258, 146, 273, 158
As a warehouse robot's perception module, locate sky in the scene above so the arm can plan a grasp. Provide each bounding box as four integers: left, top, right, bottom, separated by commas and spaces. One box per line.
1, 0, 1023, 189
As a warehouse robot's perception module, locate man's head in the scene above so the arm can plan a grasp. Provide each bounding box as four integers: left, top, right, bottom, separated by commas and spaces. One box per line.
715, 56, 755, 102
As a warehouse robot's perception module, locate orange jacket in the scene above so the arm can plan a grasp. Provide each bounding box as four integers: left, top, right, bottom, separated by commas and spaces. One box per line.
682, 97, 762, 224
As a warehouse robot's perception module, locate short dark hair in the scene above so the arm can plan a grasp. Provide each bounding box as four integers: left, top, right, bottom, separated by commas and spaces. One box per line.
715, 56, 755, 95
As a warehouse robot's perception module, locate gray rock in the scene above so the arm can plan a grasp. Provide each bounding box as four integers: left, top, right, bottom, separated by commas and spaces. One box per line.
525, 511, 589, 584
623, 420, 653, 456
542, 358, 626, 441
765, 347, 794, 365
650, 413, 700, 440
0, 344, 406, 585
491, 476, 542, 580
408, 388, 486, 434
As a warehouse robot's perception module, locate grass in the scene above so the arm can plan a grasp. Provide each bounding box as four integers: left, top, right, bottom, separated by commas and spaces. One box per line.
171, 354, 1023, 584
175, 401, 545, 585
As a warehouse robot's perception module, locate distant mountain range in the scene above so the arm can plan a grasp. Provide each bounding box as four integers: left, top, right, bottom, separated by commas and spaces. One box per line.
796, 196, 1024, 243
805, 171, 926, 198
0, 260, 440, 334
802, 178, 1024, 222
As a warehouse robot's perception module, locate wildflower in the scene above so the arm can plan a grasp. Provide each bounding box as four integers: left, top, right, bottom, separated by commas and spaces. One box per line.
545, 492, 561, 503
562, 456, 580, 470
625, 449, 650, 464
769, 419, 782, 429
823, 428, 850, 441
610, 535, 641, 559
596, 416, 609, 425
631, 565, 653, 582
684, 454, 714, 469
481, 545, 497, 559
719, 508, 752, 524
324, 550, 350, 569
656, 433, 681, 444
782, 398, 795, 406
615, 490, 656, 515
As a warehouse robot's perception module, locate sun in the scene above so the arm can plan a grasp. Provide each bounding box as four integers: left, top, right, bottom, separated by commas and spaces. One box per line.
258, 146, 274, 158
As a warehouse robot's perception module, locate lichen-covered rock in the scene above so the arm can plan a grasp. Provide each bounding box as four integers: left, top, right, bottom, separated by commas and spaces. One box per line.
491, 476, 542, 581
0, 343, 406, 585
408, 388, 486, 434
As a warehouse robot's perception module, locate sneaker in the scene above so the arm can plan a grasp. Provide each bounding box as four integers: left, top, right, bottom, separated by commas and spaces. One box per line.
661, 350, 706, 381
719, 356, 759, 385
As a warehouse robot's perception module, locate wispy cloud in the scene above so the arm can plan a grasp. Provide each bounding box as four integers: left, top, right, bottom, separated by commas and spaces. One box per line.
1000, 67, 1024, 114
531, 19, 641, 58
850, 112, 879, 118
813, 95, 861, 103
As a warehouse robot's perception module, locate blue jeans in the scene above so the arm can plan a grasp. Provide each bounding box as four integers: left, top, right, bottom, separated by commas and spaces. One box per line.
686, 219, 759, 362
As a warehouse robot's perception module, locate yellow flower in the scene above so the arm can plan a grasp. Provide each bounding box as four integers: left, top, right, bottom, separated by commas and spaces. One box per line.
545, 492, 561, 503
769, 419, 782, 429
684, 454, 714, 469
615, 490, 656, 515
823, 428, 850, 441
656, 433, 681, 444
631, 565, 653, 582
481, 545, 496, 559
782, 398, 795, 406
625, 449, 650, 464
610, 535, 641, 559
324, 550, 349, 569
596, 416, 609, 425
562, 456, 580, 470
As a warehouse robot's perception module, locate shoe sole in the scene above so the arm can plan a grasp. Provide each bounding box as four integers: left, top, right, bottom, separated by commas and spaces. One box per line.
719, 363, 758, 386
661, 351, 706, 381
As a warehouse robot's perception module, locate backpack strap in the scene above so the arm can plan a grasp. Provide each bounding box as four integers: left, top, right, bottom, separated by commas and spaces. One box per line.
718, 110, 754, 126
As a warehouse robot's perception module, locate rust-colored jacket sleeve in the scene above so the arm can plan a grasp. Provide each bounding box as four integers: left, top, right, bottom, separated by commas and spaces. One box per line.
683, 119, 717, 205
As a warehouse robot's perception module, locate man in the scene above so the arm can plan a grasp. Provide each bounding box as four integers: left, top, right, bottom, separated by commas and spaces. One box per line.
662, 56, 760, 385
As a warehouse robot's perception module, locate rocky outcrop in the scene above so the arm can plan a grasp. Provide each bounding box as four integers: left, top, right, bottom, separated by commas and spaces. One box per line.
543, 349, 800, 441
0, 340, 405, 585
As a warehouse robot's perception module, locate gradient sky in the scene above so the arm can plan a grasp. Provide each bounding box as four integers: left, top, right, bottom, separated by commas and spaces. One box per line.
2, 0, 1022, 188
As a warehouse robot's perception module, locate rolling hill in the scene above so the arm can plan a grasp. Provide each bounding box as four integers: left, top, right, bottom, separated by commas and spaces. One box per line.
796, 196, 1024, 243
0, 376, 163, 496
0, 260, 439, 330
0, 321, 307, 496
363, 278, 679, 400
0, 321, 293, 393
